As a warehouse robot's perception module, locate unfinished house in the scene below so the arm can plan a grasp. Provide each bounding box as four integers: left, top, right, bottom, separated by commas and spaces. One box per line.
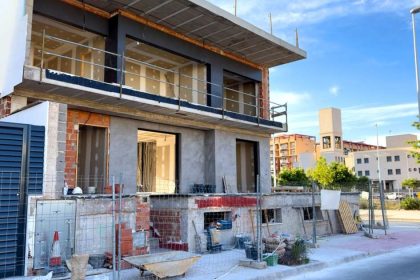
0, 0, 359, 278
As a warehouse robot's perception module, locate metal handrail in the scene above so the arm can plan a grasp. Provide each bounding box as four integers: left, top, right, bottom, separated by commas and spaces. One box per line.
44, 34, 121, 57
38, 31, 287, 123
43, 51, 119, 72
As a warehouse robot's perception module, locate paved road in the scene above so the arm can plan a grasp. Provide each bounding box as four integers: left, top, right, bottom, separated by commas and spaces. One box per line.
286, 245, 420, 280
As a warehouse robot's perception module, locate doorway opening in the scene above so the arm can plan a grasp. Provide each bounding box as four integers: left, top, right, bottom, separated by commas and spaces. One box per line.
137, 130, 177, 193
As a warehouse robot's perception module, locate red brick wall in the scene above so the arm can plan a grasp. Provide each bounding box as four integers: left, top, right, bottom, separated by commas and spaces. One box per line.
150, 209, 181, 245
65, 109, 110, 188
136, 196, 150, 232
259, 67, 270, 119
0, 96, 11, 118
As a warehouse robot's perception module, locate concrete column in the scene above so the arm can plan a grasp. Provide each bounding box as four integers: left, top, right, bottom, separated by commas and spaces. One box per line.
105, 15, 126, 84
207, 64, 223, 108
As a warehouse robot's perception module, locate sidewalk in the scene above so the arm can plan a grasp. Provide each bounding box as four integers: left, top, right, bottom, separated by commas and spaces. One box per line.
11, 223, 420, 280
106, 223, 420, 280
359, 209, 420, 222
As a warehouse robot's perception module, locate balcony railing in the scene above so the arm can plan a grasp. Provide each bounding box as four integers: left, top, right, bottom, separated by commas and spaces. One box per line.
36, 31, 287, 124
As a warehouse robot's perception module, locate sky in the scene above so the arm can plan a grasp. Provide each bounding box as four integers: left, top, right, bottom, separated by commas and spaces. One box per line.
208, 0, 420, 146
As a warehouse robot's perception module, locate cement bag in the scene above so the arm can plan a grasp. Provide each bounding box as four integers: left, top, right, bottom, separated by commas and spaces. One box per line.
321, 189, 341, 210
68, 254, 89, 280
209, 228, 220, 244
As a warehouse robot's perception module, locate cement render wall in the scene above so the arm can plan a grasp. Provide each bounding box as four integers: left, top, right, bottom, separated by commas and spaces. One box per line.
109, 116, 206, 194
214, 130, 271, 193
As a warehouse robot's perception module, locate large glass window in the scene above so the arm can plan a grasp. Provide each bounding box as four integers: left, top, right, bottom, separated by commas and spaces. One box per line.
236, 140, 258, 193
31, 15, 106, 81
223, 71, 259, 117
125, 38, 207, 105
137, 130, 177, 193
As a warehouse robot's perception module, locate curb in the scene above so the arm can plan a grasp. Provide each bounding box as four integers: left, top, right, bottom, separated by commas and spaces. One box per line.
246, 245, 416, 280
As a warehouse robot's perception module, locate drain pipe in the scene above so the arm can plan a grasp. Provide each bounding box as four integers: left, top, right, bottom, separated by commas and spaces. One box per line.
112, 176, 116, 280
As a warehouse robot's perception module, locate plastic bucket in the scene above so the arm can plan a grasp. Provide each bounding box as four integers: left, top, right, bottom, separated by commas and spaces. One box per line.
263, 253, 278, 266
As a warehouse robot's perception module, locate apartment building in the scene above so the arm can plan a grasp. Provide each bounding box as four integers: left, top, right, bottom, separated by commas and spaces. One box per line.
343, 140, 379, 155
270, 134, 316, 175
271, 107, 384, 174
346, 134, 419, 191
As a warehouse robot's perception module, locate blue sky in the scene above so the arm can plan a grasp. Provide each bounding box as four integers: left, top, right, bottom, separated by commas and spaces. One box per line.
208, 0, 420, 146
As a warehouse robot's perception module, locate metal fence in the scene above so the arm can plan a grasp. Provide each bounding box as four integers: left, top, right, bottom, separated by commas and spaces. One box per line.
35, 31, 287, 123
1, 173, 282, 279
0, 171, 365, 279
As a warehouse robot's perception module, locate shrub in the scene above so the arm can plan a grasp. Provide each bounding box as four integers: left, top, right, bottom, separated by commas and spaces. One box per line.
400, 197, 420, 210
359, 198, 368, 209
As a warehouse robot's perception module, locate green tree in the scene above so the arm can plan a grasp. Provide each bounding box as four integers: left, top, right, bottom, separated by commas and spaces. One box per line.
307, 157, 357, 190
307, 157, 334, 188
402, 178, 420, 190
329, 162, 357, 190
278, 168, 309, 186
355, 176, 369, 192
410, 121, 420, 163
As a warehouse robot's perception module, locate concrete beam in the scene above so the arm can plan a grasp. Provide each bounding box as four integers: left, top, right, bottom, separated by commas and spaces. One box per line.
14, 88, 271, 138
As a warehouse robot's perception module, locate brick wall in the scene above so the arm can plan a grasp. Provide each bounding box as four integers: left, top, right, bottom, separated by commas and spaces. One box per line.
0, 96, 12, 118
65, 109, 110, 188
150, 209, 183, 248
259, 67, 270, 119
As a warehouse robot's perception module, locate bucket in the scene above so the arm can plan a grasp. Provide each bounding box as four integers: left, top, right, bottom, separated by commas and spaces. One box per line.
235, 235, 251, 249
244, 243, 257, 260
263, 253, 278, 266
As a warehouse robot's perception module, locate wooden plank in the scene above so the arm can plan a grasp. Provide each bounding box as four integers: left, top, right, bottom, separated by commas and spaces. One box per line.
338, 201, 358, 234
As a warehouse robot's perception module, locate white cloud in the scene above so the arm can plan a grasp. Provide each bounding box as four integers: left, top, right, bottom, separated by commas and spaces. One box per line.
329, 85, 340, 96
208, 0, 420, 32
342, 103, 418, 127
282, 102, 418, 138
270, 91, 311, 105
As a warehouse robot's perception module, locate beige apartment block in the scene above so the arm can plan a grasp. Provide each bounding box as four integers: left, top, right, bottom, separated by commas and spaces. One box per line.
346, 134, 420, 192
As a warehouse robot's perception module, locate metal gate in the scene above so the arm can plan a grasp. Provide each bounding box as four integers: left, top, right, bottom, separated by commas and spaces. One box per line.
0, 122, 45, 278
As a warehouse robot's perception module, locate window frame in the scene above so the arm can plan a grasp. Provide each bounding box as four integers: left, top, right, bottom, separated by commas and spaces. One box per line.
261, 208, 282, 224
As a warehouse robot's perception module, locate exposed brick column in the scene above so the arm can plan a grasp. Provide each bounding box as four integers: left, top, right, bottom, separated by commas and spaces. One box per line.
64, 109, 110, 188
259, 67, 270, 120
0, 96, 12, 118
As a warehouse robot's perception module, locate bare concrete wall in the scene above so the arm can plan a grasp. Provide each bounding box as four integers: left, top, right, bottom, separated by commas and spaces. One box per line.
109, 116, 271, 194
109, 116, 206, 194
150, 193, 360, 253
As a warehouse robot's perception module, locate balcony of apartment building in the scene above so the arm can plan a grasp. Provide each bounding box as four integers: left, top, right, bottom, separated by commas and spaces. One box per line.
17, 0, 306, 134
